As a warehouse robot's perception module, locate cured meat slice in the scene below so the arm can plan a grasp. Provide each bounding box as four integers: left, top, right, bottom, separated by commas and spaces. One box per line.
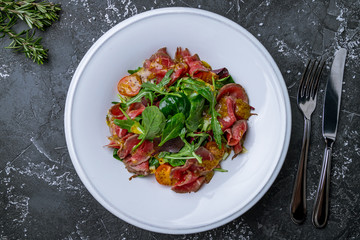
117, 134, 141, 159
143, 47, 174, 83
126, 102, 145, 119
216, 83, 249, 103
216, 96, 237, 130
224, 120, 247, 146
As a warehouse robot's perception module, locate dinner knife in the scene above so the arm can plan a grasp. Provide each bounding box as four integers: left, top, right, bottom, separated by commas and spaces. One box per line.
312, 48, 347, 228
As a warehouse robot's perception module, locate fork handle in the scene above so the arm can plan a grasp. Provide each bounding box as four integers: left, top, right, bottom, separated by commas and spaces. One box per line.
290, 116, 311, 224
312, 138, 334, 228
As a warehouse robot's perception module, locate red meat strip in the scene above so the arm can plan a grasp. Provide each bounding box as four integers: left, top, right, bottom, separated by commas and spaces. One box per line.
216, 83, 249, 103
224, 120, 248, 146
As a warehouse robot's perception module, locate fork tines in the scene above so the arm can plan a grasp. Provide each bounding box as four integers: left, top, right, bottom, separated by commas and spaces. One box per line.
298, 59, 325, 99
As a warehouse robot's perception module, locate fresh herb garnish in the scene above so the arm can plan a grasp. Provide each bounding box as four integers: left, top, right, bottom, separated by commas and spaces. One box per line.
128, 67, 141, 74
0, 0, 61, 64
113, 148, 121, 161
159, 112, 185, 146
132, 106, 166, 152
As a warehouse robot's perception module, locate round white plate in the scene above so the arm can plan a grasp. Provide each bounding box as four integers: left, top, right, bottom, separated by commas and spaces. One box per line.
65, 7, 291, 234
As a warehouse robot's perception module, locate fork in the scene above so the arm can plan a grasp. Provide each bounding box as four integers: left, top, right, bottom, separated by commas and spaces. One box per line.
290, 59, 325, 224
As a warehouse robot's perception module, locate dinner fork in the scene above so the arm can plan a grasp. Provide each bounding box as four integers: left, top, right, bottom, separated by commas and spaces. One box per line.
290, 59, 325, 224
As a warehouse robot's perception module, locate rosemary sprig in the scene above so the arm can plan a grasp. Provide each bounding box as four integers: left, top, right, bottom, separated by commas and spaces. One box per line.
0, 0, 61, 64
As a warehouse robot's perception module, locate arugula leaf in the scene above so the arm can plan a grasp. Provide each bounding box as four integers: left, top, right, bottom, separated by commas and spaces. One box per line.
180, 78, 223, 148
159, 113, 185, 146
141, 82, 181, 97
125, 90, 155, 106
128, 67, 141, 74
157, 69, 174, 88
210, 79, 223, 148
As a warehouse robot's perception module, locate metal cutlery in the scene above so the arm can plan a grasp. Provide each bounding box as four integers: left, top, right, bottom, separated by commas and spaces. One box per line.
290, 59, 325, 224
312, 48, 347, 228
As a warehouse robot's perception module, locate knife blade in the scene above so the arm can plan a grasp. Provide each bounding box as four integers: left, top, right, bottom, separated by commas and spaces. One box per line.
322, 48, 347, 140
312, 48, 347, 228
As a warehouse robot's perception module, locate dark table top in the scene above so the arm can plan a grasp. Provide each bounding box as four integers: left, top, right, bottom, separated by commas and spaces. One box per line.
1, 0, 359, 239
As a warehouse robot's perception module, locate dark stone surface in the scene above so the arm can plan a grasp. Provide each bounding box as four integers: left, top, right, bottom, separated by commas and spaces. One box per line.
1, 0, 359, 239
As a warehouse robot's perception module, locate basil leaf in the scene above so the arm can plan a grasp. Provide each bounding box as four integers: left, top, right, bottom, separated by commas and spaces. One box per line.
159, 113, 185, 146
127, 67, 141, 74
113, 119, 135, 131
157, 69, 174, 88
141, 106, 166, 140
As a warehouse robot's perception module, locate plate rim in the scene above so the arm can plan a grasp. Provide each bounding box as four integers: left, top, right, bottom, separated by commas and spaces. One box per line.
64, 7, 292, 234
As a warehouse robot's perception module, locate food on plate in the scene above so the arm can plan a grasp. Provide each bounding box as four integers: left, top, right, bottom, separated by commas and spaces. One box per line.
106, 47, 254, 193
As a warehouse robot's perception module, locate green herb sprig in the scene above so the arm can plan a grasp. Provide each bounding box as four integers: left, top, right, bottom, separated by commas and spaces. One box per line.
0, 0, 61, 64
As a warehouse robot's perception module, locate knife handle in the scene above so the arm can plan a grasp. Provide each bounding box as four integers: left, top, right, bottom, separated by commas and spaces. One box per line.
312, 138, 334, 228
290, 117, 311, 224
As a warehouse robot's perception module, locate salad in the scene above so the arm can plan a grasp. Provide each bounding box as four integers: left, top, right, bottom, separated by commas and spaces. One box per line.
106, 47, 253, 193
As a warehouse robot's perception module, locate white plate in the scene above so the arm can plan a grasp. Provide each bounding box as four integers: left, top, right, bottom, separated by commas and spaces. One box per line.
65, 8, 291, 234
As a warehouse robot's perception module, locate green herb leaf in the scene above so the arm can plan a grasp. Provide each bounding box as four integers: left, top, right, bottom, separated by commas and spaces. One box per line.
214, 168, 228, 172
159, 112, 185, 146
127, 67, 141, 74
141, 82, 181, 97
185, 92, 205, 132
158, 92, 191, 118
113, 148, 121, 161
141, 106, 166, 140
125, 90, 155, 106
157, 69, 174, 88
149, 157, 160, 168
168, 158, 186, 167
180, 78, 223, 148
113, 119, 135, 131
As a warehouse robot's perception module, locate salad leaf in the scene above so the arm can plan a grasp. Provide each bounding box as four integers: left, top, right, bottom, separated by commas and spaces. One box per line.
215, 75, 235, 90
113, 119, 135, 131
125, 90, 155, 106
168, 158, 186, 167
186, 92, 205, 132
141, 82, 181, 97
128, 67, 141, 74
159, 113, 185, 146
149, 157, 160, 168
159, 92, 191, 118
132, 106, 166, 151
180, 78, 223, 148
113, 148, 121, 161
157, 69, 174, 88
162, 129, 203, 163
141, 106, 166, 140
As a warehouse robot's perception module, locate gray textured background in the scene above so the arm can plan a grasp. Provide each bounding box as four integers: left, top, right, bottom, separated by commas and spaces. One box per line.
1, 0, 359, 239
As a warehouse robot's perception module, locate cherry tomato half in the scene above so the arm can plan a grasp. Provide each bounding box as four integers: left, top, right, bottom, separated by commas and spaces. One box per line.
117, 75, 141, 97
155, 164, 174, 186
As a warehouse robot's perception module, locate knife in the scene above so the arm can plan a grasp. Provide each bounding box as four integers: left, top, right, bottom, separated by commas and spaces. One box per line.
312, 48, 347, 228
